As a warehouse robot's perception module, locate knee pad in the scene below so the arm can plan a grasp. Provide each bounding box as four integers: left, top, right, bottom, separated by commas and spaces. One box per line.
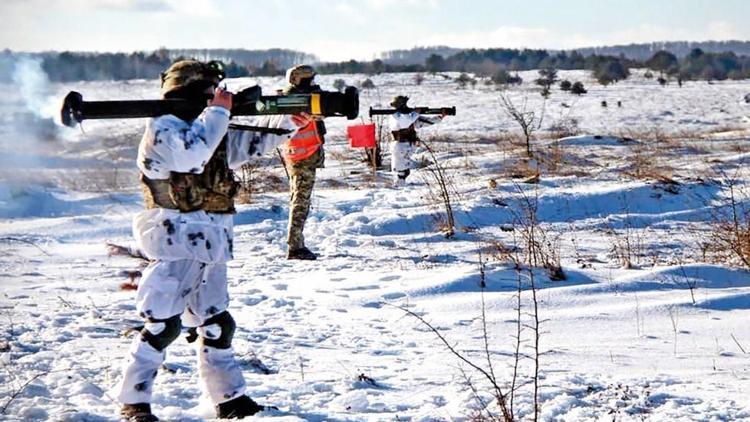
198, 311, 236, 349
141, 314, 182, 351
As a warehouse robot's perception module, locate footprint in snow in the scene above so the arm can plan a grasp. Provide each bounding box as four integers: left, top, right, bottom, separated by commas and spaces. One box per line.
270, 298, 294, 308
240, 295, 268, 306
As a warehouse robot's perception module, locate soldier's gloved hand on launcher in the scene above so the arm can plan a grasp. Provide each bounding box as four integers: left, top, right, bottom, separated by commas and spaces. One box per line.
208, 87, 233, 110
290, 112, 314, 127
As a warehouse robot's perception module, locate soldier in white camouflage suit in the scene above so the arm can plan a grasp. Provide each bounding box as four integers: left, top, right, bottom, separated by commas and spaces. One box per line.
388, 95, 445, 187
114, 60, 311, 421
281, 65, 326, 260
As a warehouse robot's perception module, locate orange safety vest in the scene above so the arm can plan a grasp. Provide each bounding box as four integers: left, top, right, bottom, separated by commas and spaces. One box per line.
285, 121, 322, 163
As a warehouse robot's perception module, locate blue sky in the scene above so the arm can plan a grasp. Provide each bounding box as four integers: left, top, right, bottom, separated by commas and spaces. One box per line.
3, 0, 749, 61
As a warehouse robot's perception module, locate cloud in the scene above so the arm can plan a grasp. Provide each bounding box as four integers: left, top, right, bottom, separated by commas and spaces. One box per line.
93, 0, 222, 16
94, 0, 173, 12
404, 21, 750, 52
4, 0, 224, 16
420, 26, 556, 50
165, 0, 221, 17
364, 0, 438, 10
283, 19, 750, 62
705, 21, 743, 40
299, 39, 386, 62
42, 0, 175, 12
564, 21, 750, 48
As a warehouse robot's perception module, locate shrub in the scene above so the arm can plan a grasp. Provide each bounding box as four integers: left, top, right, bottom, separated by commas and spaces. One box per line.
332, 78, 346, 92
455, 72, 476, 89
593, 59, 630, 85
570, 81, 587, 95
535, 67, 558, 98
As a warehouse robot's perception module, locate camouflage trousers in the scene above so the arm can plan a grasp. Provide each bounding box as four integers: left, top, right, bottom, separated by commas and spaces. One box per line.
286, 149, 322, 250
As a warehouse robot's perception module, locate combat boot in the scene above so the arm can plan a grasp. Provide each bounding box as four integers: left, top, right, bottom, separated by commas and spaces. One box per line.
120, 403, 158, 422
215, 395, 267, 418
287, 246, 317, 260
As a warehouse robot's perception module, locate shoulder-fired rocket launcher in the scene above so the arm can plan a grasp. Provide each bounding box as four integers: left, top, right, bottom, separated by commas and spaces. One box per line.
368, 106, 456, 117
60, 85, 360, 131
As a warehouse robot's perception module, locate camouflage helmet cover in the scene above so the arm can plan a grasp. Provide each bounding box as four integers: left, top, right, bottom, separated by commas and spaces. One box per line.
160, 60, 225, 97
286, 64, 316, 86
390, 95, 409, 109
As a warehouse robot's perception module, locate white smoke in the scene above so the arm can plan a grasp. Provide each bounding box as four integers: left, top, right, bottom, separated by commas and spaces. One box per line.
0, 56, 67, 189
11, 56, 58, 120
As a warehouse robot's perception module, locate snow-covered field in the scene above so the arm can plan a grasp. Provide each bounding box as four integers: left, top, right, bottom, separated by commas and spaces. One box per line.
2, 69, 750, 421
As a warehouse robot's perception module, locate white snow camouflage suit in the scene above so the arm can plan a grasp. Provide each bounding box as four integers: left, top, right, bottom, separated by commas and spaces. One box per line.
114, 105, 298, 406
388, 111, 441, 185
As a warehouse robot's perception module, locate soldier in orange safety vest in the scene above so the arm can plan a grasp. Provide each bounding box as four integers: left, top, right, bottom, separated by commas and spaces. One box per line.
281, 65, 326, 260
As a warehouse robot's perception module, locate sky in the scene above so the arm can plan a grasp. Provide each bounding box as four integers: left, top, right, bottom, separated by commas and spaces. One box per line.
3, 0, 749, 61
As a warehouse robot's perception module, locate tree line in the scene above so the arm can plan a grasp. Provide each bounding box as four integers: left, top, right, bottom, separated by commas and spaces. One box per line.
375, 41, 750, 64
0, 48, 309, 83
315, 47, 750, 85
1, 46, 748, 84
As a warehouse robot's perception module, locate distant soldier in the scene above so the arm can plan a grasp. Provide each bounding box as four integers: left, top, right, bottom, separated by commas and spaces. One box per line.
114, 59, 310, 421
388, 95, 445, 187
281, 65, 326, 260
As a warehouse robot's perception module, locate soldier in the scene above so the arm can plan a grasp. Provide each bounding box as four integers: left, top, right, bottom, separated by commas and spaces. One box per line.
388, 95, 445, 187
281, 64, 325, 260
114, 59, 310, 421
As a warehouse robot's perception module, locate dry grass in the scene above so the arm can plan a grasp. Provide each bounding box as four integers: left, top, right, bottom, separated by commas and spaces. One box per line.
476, 132, 518, 147
236, 166, 287, 204
702, 177, 750, 269
318, 177, 353, 190
501, 157, 540, 180
703, 220, 750, 268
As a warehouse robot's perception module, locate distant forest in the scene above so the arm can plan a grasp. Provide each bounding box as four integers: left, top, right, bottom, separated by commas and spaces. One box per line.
1, 40, 749, 84
316, 47, 750, 84
0, 48, 316, 83
375, 41, 750, 64
569, 40, 750, 61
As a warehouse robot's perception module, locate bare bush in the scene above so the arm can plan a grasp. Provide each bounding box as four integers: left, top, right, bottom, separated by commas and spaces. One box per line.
332, 79, 347, 92
617, 129, 680, 182
395, 240, 549, 420
606, 213, 649, 269
506, 185, 566, 281
703, 174, 750, 269
365, 114, 388, 170
500, 94, 545, 158
419, 138, 458, 238
391, 299, 514, 421
360, 78, 375, 89
237, 160, 287, 203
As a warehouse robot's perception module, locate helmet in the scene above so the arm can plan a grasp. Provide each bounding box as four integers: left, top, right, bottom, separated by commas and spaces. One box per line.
160, 60, 225, 97
390, 95, 409, 109
286, 64, 316, 86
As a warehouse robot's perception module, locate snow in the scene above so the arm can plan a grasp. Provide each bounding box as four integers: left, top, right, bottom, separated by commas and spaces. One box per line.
2, 70, 750, 421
